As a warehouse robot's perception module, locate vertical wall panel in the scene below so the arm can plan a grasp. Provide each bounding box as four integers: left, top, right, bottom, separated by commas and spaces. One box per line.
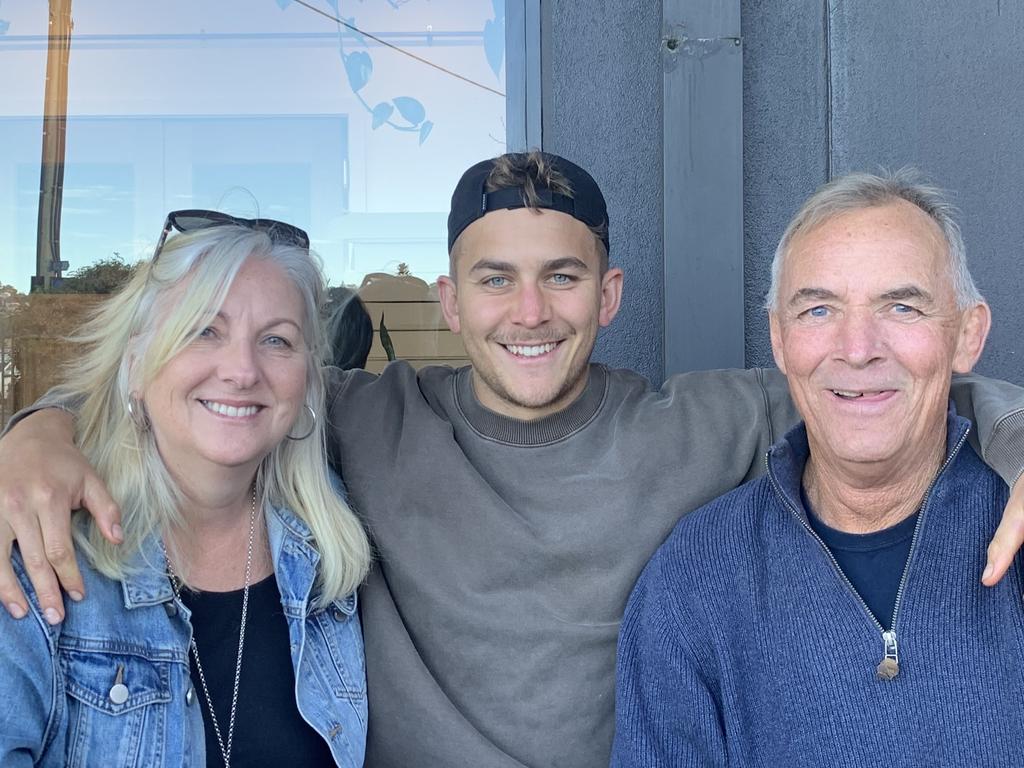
827, 0, 1024, 381
741, 1, 829, 369
743, 0, 1024, 383
545, 0, 664, 384
662, 0, 745, 376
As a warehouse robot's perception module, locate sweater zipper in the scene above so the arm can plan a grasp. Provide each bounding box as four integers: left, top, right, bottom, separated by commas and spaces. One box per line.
766, 425, 970, 681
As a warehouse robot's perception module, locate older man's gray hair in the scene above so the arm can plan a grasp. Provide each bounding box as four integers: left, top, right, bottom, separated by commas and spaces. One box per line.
765, 168, 984, 311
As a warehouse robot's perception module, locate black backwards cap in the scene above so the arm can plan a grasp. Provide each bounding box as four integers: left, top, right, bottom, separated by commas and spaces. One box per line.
446, 152, 610, 255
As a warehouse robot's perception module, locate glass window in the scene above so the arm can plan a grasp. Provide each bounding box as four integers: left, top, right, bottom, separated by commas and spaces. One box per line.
1, 0, 525, 421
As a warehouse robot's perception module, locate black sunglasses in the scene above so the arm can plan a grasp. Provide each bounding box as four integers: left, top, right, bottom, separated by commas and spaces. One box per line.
153, 209, 310, 261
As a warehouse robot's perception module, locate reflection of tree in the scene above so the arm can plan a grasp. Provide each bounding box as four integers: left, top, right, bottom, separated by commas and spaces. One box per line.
40, 257, 136, 294
0, 284, 26, 420
0, 284, 27, 310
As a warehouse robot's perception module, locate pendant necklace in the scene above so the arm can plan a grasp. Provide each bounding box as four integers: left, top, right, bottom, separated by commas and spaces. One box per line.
164, 485, 258, 768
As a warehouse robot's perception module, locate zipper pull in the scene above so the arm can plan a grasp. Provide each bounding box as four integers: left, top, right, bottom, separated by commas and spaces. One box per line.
876, 630, 900, 680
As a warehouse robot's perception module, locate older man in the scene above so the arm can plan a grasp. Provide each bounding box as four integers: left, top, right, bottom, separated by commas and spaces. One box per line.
612, 170, 1024, 766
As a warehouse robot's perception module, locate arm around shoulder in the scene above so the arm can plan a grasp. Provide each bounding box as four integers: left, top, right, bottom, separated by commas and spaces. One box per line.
1, 387, 79, 440
0, 389, 119, 622
949, 372, 1024, 487
655, 367, 800, 486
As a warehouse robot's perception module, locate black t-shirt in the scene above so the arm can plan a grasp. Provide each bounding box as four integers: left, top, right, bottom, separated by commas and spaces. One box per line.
180, 574, 336, 767
803, 488, 917, 630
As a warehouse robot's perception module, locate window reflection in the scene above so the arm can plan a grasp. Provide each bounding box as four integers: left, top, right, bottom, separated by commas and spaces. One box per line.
1, 0, 513, 417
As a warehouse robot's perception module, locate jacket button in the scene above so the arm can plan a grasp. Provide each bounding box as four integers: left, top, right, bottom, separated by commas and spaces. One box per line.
331, 606, 346, 622
109, 683, 129, 705
185, 684, 195, 706
164, 601, 177, 617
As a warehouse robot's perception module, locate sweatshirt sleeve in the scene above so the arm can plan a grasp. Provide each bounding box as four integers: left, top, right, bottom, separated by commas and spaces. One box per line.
0, 387, 79, 438
948, 372, 1024, 487
611, 557, 727, 768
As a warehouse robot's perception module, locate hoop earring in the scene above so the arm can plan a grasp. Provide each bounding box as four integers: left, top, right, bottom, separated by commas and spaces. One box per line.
127, 395, 150, 431
287, 404, 317, 441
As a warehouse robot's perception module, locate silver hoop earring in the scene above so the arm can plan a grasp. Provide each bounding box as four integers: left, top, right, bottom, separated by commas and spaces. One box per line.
126, 395, 150, 431
287, 404, 317, 441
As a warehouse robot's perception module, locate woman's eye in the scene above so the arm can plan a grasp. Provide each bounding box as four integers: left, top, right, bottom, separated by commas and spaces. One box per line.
264, 335, 293, 348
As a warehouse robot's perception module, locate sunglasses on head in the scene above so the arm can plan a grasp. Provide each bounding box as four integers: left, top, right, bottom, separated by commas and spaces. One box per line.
153, 209, 310, 261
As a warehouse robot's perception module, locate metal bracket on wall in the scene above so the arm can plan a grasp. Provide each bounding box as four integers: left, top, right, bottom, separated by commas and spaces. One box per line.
662, 1, 745, 376
663, 26, 741, 71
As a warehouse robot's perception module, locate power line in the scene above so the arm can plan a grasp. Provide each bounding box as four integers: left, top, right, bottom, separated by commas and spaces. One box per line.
291, 0, 505, 97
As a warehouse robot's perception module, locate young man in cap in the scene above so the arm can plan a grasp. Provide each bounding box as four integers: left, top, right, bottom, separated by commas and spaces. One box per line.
2, 152, 1024, 768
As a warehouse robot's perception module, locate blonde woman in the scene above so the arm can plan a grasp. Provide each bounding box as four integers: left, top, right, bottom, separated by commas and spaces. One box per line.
0, 213, 370, 767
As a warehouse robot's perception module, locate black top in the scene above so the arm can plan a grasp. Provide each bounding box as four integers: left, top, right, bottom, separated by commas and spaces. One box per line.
180, 574, 336, 767
804, 488, 918, 630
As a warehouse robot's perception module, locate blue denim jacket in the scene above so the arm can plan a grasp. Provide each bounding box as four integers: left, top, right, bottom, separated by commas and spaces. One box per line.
0, 503, 366, 767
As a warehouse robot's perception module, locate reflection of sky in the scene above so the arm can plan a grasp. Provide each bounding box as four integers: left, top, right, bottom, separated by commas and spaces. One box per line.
16, 160, 135, 272
0, 0, 508, 293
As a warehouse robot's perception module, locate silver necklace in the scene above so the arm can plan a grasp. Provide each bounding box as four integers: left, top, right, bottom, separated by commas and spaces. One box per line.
164, 485, 258, 768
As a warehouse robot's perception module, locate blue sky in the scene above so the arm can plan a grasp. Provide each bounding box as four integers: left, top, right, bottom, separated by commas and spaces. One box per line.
0, 0, 508, 292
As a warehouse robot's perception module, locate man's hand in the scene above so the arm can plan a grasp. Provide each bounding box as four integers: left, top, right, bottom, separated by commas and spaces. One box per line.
0, 408, 121, 623
984, 474, 1024, 587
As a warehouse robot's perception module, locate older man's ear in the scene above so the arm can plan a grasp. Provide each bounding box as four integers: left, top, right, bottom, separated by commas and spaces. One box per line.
768, 312, 787, 374
952, 302, 992, 374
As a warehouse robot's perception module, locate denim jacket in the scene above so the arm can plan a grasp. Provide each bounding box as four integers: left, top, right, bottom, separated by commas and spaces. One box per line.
0, 503, 366, 767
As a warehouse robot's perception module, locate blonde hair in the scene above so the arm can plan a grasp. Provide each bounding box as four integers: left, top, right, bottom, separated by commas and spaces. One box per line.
56, 225, 370, 604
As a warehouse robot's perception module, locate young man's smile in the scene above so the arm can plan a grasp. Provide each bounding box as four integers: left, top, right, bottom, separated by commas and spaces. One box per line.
439, 207, 622, 421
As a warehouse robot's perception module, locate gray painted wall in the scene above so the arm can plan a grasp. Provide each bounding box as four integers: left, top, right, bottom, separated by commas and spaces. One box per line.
742, 1, 828, 371
544, 0, 664, 384
547, 0, 1023, 385
744, 0, 1024, 384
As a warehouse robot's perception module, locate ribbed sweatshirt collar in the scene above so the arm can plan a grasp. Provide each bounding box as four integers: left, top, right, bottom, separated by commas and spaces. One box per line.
453, 364, 608, 446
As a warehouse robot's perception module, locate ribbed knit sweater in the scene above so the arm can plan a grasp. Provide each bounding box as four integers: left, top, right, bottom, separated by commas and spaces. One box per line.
613, 411, 1024, 767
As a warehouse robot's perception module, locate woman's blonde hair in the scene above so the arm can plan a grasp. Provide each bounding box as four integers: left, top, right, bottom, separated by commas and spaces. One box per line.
56, 225, 370, 604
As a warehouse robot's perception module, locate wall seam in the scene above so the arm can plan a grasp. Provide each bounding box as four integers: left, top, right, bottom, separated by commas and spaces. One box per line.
824, 0, 834, 180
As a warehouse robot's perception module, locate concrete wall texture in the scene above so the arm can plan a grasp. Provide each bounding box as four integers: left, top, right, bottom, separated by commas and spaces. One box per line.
548, 0, 1023, 385
545, 0, 665, 384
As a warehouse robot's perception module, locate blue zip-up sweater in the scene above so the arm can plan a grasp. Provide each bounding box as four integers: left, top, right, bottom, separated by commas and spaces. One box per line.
612, 409, 1024, 767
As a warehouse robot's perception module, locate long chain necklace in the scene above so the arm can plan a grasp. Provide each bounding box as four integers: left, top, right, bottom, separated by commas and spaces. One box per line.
164, 485, 258, 768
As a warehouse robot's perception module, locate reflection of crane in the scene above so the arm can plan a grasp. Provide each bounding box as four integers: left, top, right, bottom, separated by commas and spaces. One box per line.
33, 0, 73, 291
